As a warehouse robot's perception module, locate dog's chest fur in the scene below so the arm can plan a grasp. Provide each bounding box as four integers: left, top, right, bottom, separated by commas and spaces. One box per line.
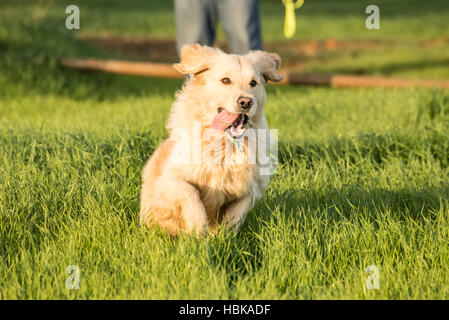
194, 163, 255, 220
178, 137, 257, 218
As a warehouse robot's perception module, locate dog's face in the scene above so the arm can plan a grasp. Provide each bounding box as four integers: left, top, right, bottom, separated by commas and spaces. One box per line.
174, 44, 284, 140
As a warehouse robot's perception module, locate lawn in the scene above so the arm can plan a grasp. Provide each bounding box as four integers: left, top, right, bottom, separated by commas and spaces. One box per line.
1, 0, 449, 299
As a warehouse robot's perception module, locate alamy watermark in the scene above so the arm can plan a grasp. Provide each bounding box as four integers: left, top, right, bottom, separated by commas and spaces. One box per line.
66, 265, 81, 289
365, 5, 380, 30
365, 265, 380, 290
168, 122, 278, 176
65, 5, 80, 30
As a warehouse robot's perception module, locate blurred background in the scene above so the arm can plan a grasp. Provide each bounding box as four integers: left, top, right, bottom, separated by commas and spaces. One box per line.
2, 0, 449, 82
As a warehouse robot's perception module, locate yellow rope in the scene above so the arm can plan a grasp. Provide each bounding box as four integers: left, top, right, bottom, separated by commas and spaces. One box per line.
282, 0, 304, 39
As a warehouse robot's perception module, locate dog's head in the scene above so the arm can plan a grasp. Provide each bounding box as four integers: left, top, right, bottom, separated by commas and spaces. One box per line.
172, 44, 284, 140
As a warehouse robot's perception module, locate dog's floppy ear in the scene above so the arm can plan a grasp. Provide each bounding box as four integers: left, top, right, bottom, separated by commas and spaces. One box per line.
248, 51, 284, 83
173, 44, 220, 75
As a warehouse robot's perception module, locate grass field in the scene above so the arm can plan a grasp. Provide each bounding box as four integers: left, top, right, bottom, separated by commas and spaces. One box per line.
1, 0, 449, 299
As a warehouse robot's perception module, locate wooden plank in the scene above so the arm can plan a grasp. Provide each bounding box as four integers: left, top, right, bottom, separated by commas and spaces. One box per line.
331, 74, 449, 89
61, 58, 184, 79
61, 58, 449, 89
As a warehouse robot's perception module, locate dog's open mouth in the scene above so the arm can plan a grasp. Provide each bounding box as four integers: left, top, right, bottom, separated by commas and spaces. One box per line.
226, 113, 248, 139
211, 108, 249, 140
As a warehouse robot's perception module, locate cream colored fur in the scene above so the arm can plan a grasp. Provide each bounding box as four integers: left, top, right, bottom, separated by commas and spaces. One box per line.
139, 44, 283, 236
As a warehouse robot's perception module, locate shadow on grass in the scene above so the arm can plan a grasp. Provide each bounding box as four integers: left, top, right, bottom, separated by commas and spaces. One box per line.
206, 128, 449, 282
266, 184, 448, 224
278, 127, 449, 171
205, 182, 449, 288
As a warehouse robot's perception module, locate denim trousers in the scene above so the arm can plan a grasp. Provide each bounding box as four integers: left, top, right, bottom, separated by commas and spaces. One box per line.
175, 0, 262, 54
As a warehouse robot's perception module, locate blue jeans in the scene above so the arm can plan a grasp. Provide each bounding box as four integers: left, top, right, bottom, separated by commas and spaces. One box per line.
175, 0, 262, 54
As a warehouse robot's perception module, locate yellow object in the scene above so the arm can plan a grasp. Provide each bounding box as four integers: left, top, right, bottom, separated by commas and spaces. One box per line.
282, 0, 304, 39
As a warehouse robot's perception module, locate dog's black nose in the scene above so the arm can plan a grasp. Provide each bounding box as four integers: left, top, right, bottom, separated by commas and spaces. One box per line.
237, 96, 253, 110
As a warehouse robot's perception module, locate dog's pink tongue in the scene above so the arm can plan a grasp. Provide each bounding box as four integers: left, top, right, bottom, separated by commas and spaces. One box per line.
211, 110, 239, 130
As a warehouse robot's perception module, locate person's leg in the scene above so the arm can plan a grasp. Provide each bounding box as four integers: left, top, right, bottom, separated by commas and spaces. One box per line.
175, 0, 218, 54
217, 0, 262, 54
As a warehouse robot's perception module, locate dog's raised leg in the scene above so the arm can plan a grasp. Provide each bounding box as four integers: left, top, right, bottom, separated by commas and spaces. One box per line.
140, 178, 208, 236
221, 194, 253, 232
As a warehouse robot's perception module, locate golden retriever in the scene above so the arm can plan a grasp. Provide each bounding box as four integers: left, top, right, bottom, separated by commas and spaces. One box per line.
139, 44, 284, 236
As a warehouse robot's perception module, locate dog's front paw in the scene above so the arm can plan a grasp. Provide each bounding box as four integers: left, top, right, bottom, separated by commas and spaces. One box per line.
184, 214, 208, 237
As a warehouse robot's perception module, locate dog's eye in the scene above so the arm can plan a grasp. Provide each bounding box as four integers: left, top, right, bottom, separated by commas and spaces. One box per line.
221, 77, 231, 85
250, 80, 258, 87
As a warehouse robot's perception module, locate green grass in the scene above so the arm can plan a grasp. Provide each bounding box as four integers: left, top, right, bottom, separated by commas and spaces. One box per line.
1, 0, 449, 299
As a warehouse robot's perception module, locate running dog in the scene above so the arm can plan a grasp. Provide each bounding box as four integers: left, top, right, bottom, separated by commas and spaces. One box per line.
139, 44, 283, 235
